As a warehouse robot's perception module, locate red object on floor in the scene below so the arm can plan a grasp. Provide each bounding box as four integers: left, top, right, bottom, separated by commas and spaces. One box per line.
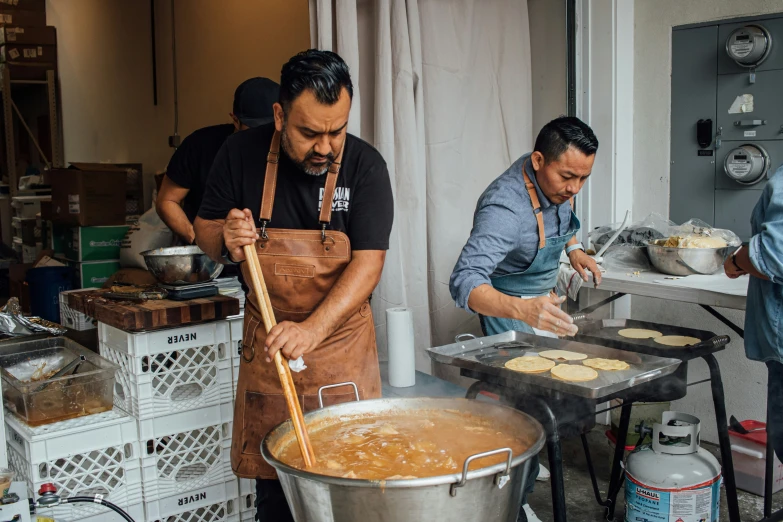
479, 390, 500, 401
605, 429, 636, 451
729, 420, 767, 445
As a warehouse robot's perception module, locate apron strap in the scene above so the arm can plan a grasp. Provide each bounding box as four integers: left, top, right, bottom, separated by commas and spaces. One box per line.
522, 160, 546, 250
259, 131, 281, 223
259, 130, 344, 228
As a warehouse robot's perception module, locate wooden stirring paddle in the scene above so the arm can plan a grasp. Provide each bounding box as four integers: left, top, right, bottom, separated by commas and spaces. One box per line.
243, 244, 316, 467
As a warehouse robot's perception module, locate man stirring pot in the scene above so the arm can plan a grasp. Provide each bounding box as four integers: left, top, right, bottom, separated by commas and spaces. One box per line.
195, 50, 394, 521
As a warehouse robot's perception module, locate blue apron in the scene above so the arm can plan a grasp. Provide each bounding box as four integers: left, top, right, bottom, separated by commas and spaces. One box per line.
480, 163, 580, 336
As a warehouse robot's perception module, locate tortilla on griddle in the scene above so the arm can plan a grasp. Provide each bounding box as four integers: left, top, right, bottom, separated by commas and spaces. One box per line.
618, 328, 663, 339
582, 358, 630, 371
653, 335, 700, 347
538, 350, 588, 361
551, 364, 598, 382
504, 356, 555, 374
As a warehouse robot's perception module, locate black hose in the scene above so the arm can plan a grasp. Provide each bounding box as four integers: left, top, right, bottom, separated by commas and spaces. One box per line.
59, 496, 135, 522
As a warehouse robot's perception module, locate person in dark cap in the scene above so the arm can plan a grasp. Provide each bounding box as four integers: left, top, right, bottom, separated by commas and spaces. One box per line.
157, 77, 279, 244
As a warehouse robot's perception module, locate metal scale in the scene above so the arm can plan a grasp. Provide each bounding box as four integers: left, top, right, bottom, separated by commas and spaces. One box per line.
159, 281, 219, 301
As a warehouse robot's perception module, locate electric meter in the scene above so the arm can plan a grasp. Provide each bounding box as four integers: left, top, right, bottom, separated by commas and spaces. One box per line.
724, 144, 769, 185
726, 25, 772, 66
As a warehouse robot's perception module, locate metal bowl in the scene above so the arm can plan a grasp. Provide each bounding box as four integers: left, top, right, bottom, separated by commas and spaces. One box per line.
646, 242, 733, 276
140, 246, 223, 286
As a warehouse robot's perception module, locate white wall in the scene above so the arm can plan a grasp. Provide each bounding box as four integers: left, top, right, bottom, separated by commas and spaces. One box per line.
46, 0, 310, 207
632, 0, 783, 442
528, 0, 567, 131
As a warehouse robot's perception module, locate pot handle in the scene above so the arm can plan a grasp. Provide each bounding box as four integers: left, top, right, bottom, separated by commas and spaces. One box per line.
454, 333, 477, 343
449, 447, 513, 497
317, 382, 360, 409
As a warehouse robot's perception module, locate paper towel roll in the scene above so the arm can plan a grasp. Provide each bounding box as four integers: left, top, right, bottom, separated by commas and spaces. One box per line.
386, 307, 416, 388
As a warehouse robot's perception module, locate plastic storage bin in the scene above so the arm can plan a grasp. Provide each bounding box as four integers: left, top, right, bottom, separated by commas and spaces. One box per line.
143, 480, 240, 522
730, 420, 783, 496
26, 266, 73, 323
0, 337, 117, 426
98, 321, 233, 419
138, 402, 234, 502
59, 288, 97, 331
5, 408, 142, 522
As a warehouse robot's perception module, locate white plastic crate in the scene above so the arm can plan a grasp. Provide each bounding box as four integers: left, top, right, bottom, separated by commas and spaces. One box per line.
238, 478, 256, 521
228, 314, 244, 399
59, 289, 97, 331
37, 502, 146, 522
144, 480, 239, 522
99, 321, 233, 419
139, 403, 234, 502
5, 408, 142, 522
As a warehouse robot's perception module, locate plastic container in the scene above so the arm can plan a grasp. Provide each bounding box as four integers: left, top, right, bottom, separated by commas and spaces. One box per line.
238, 478, 256, 521
143, 480, 240, 522
0, 337, 117, 426
98, 321, 233, 419
730, 420, 783, 496
26, 266, 73, 323
138, 402, 234, 502
5, 408, 142, 522
228, 314, 244, 399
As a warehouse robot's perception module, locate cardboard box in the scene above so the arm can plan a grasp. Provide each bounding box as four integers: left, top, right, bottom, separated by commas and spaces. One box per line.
53, 225, 129, 262
0, 0, 46, 12
0, 8, 45, 27
0, 43, 53, 63
50, 164, 128, 226
0, 25, 55, 45
66, 259, 120, 289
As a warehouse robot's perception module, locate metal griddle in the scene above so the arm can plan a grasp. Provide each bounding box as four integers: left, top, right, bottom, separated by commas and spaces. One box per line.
427, 331, 682, 400
571, 318, 729, 361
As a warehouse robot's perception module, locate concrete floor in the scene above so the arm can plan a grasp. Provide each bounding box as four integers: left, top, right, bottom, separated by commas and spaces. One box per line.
526, 426, 783, 521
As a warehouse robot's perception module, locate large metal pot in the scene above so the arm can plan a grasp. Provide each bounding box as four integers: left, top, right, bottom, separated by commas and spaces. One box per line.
262, 384, 546, 522
646, 242, 733, 276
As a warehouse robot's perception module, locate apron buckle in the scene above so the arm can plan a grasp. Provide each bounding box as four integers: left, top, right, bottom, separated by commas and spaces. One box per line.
321, 223, 327, 242
241, 343, 255, 363
260, 220, 269, 240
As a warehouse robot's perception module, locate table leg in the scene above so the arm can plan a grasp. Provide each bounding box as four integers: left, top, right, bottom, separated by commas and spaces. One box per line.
700, 305, 744, 339
604, 403, 632, 520
527, 396, 568, 522
704, 354, 741, 522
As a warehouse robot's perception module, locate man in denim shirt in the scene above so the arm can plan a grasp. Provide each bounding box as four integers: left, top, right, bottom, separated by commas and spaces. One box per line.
725, 163, 783, 472
449, 117, 603, 522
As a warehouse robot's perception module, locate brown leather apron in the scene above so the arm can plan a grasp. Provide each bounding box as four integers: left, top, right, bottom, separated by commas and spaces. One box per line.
232, 131, 382, 479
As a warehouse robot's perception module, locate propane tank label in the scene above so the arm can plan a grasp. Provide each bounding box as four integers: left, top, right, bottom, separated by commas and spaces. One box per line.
625, 474, 721, 522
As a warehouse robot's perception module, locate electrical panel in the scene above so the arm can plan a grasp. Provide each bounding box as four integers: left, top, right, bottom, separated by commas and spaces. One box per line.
671, 15, 783, 241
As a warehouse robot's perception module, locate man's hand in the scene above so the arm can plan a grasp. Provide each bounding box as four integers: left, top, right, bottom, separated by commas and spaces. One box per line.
223, 208, 258, 262
265, 320, 325, 362
569, 249, 602, 286
724, 255, 747, 279
517, 295, 578, 337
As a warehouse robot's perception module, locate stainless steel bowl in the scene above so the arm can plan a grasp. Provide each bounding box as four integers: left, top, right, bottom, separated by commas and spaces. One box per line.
646, 242, 733, 276
140, 246, 223, 285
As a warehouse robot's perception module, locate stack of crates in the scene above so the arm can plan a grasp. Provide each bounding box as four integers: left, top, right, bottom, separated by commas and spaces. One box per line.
5, 408, 144, 521
99, 319, 241, 521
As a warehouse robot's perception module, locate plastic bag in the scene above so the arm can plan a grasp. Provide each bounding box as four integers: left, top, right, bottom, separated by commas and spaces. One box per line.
668, 219, 742, 247
120, 207, 174, 269
601, 245, 652, 272
589, 213, 674, 251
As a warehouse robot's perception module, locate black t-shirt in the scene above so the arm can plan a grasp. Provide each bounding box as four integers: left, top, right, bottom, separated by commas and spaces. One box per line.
198, 123, 393, 251
166, 123, 235, 222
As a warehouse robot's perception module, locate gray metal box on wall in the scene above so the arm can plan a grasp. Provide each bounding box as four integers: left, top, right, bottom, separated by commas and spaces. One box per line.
671, 14, 783, 242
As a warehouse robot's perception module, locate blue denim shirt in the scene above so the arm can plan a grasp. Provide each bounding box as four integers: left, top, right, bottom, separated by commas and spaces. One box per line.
746, 164, 783, 364
449, 154, 573, 312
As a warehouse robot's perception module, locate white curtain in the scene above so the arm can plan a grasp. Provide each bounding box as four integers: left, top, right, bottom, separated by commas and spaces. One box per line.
310, 0, 532, 371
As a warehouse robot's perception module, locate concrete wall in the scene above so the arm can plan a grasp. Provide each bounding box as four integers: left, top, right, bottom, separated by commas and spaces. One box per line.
46, 0, 310, 207
633, 0, 783, 442
529, 0, 567, 132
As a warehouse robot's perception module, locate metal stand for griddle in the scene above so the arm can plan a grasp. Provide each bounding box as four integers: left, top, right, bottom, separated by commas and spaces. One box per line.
461, 360, 690, 522
577, 295, 783, 522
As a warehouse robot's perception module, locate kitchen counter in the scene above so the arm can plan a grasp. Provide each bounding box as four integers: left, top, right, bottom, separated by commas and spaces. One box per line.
380, 361, 467, 399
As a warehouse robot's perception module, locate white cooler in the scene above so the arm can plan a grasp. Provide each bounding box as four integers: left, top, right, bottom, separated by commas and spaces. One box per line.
730, 420, 783, 496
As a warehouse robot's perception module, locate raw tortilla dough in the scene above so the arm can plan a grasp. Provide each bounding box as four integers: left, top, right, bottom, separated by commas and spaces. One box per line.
504, 356, 555, 373
551, 364, 598, 382
583, 358, 630, 371
653, 335, 700, 347
618, 328, 663, 339
538, 350, 588, 361
661, 236, 727, 248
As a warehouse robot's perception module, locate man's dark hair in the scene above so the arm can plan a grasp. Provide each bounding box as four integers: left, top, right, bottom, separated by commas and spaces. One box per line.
279, 49, 353, 112
534, 116, 598, 163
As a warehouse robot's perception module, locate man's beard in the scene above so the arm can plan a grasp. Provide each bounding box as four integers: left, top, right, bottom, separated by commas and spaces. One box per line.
281, 125, 335, 176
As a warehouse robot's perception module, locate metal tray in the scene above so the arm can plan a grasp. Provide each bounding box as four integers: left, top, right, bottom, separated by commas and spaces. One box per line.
572, 318, 729, 361
427, 331, 683, 400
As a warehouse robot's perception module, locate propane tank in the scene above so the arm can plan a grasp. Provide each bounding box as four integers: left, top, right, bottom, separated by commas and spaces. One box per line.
625, 412, 721, 522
